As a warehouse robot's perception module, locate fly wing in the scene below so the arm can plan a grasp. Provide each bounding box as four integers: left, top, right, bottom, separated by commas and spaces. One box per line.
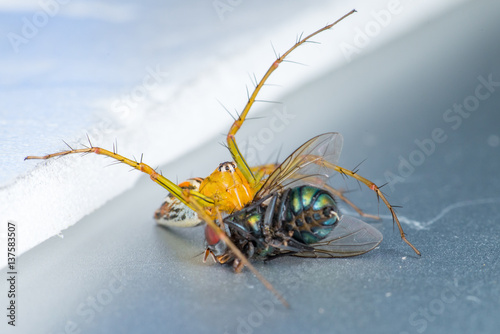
254, 133, 343, 200
291, 215, 383, 258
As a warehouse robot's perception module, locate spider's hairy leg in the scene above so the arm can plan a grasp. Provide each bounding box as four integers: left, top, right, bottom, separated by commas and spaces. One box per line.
25, 146, 214, 210
226, 10, 357, 189
322, 184, 381, 221
329, 163, 421, 256
302, 153, 419, 255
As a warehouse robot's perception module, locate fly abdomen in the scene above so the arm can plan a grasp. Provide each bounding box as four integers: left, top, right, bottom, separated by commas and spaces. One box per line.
281, 186, 339, 244
221, 186, 340, 261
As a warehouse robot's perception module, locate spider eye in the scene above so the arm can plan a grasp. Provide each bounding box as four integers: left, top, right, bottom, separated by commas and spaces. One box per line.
204, 225, 220, 246
218, 161, 236, 173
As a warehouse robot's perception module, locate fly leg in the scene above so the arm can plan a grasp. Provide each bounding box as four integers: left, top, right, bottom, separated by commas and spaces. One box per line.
191, 193, 289, 307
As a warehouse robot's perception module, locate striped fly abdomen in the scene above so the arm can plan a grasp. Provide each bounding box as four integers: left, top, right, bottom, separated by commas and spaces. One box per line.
281, 186, 339, 244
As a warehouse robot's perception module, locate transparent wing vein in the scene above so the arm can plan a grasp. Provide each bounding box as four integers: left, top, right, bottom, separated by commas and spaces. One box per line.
292, 215, 383, 258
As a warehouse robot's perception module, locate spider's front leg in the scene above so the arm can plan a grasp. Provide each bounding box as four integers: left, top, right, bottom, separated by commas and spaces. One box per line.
25, 144, 214, 213
225, 10, 357, 189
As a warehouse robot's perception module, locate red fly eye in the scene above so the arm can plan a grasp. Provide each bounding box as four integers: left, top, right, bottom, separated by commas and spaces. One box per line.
205, 225, 220, 246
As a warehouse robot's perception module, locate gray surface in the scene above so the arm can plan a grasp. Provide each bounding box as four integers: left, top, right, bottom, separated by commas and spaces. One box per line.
3, 1, 500, 333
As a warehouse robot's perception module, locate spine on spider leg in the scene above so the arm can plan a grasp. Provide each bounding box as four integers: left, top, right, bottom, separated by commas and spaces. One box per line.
25, 145, 214, 210
333, 164, 421, 256
226, 10, 357, 188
